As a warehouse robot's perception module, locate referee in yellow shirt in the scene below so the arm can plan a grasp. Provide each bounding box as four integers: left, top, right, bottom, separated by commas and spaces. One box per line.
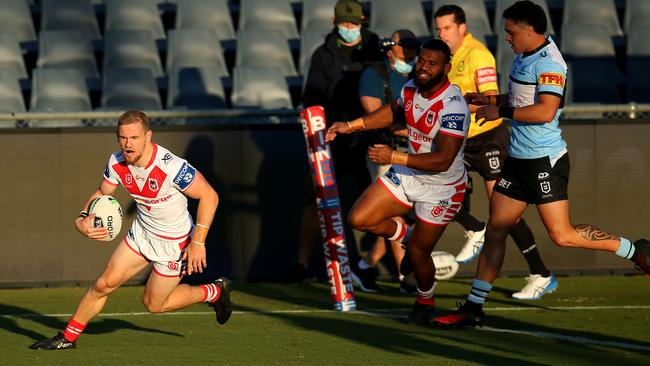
434, 4, 557, 300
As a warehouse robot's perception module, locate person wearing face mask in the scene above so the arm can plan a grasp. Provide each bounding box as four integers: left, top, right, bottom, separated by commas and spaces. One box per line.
434, 4, 558, 300
287, 0, 383, 284
351, 29, 420, 293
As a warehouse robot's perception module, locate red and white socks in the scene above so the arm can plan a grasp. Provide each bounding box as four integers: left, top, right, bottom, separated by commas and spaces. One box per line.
388, 219, 411, 243
199, 283, 221, 303
63, 319, 86, 342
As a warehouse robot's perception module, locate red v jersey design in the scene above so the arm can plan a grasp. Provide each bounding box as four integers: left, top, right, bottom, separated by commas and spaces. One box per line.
112, 162, 168, 198
403, 87, 444, 152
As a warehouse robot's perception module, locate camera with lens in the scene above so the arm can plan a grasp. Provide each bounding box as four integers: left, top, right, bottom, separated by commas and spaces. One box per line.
379, 38, 397, 52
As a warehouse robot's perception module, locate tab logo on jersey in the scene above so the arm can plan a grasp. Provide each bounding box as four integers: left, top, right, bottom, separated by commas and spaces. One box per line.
539, 72, 565, 87
173, 162, 196, 190
476, 67, 497, 85
441, 113, 465, 131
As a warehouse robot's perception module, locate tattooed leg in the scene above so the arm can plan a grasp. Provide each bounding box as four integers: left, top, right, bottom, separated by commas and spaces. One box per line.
574, 224, 619, 241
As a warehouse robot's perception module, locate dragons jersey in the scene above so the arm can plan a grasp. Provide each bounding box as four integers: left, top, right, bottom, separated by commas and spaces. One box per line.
447, 33, 502, 138
397, 80, 470, 185
103, 143, 196, 238
508, 36, 567, 159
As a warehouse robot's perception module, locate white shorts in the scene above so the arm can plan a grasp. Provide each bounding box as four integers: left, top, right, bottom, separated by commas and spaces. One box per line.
124, 219, 191, 277
378, 165, 467, 225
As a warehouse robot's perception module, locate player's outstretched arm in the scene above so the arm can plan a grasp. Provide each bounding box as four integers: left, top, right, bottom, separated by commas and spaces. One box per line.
74, 180, 117, 240
182, 170, 219, 275
325, 102, 395, 142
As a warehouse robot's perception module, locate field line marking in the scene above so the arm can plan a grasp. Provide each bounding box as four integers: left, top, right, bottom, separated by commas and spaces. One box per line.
479, 326, 650, 351
2, 305, 650, 319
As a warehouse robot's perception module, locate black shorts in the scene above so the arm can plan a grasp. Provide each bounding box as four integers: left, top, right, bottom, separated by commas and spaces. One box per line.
494, 152, 570, 204
463, 123, 510, 181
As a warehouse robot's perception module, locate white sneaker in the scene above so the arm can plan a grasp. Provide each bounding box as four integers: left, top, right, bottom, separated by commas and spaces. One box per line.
455, 226, 486, 264
512, 274, 558, 300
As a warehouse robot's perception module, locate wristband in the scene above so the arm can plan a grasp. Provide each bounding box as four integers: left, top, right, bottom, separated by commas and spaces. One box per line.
347, 117, 365, 132
195, 223, 209, 229
191, 240, 205, 245
498, 106, 515, 119
390, 151, 409, 166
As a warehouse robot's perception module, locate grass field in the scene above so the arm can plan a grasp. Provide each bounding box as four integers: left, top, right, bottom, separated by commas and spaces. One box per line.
1, 275, 649, 365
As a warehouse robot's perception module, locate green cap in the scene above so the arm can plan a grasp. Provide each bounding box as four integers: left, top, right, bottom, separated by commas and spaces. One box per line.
335, 0, 363, 25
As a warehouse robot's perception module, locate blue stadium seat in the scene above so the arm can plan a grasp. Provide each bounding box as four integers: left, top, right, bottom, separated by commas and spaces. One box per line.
30, 68, 92, 126
562, 0, 623, 36
100, 67, 162, 110
0, 32, 28, 79
105, 0, 166, 40
103, 30, 164, 77
238, 0, 299, 39
301, 0, 337, 31
40, 0, 102, 41
370, 0, 429, 38
174, 0, 236, 41
167, 29, 228, 77
0, 0, 37, 44
235, 30, 298, 77
626, 25, 650, 103
167, 67, 227, 109
231, 66, 293, 109
433, 0, 492, 37
37, 31, 100, 79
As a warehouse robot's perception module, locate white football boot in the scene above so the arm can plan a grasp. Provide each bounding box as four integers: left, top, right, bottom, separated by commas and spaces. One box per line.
455, 226, 486, 264
512, 274, 558, 300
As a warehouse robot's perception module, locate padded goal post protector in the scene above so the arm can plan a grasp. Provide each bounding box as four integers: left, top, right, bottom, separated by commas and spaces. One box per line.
299, 106, 356, 312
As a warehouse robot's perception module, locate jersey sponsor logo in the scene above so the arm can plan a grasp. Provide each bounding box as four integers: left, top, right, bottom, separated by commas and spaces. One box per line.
404, 100, 413, 111
457, 61, 465, 72
497, 177, 512, 189
148, 178, 159, 192
141, 193, 173, 205
539, 72, 565, 87
538, 172, 550, 180
448, 95, 462, 103
103, 165, 110, 179
383, 167, 401, 187
476, 67, 497, 85
441, 113, 465, 131
173, 162, 196, 190
162, 153, 173, 165
540, 181, 551, 194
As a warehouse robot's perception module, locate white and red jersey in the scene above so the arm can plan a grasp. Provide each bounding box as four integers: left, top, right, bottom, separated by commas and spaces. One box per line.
103, 143, 196, 238
397, 80, 470, 185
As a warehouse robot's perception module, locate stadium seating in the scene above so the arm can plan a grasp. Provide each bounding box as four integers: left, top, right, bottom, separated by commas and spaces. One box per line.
235, 30, 298, 77
167, 67, 227, 109
105, 0, 166, 40
626, 25, 650, 103
100, 67, 162, 110
103, 30, 164, 78
495, 35, 514, 93
30, 68, 92, 127
369, 0, 430, 38
0, 69, 26, 120
167, 29, 229, 77
37, 31, 100, 79
231, 66, 293, 109
493, 0, 554, 34
299, 28, 328, 77
433, 0, 492, 38
0, 33, 28, 79
561, 24, 623, 104
624, 0, 650, 33
40, 0, 102, 41
238, 0, 300, 39
561, 0, 623, 36
0, 0, 37, 44
301, 0, 338, 31
174, 0, 236, 41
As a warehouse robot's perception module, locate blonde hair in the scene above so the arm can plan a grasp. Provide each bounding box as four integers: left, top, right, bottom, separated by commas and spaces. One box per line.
117, 110, 150, 131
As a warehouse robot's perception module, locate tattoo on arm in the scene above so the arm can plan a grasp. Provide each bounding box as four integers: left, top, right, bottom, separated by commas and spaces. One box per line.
574, 224, 619, 241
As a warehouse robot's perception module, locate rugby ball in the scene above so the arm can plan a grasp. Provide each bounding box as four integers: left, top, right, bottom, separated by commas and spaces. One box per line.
88, 195, 123, 241
432, 251, 459, 280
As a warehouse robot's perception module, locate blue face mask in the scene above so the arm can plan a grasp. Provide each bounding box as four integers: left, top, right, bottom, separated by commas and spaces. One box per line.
338, 26, 361, 43
392, 59, 414, 74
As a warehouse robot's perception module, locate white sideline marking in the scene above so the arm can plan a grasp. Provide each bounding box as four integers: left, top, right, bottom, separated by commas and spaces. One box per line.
2, 305, 650, 318
479, 326, 650, 351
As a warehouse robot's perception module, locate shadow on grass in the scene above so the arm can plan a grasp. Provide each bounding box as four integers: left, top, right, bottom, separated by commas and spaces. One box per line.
0, 304, 183, 347
234, 282, 650, 364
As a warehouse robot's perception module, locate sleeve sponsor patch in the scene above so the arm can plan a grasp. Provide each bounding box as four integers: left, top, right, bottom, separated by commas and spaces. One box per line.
103, 164, 111, 180
539, 72, 565, 87
440, 113, 466, 131
476, 67, 497, 85
173, 162, 196, 190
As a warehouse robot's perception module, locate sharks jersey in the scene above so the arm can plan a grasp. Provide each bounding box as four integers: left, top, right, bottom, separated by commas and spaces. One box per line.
103, 143, 196, 238
508, 37, 568, 159
397, 80, 470, 185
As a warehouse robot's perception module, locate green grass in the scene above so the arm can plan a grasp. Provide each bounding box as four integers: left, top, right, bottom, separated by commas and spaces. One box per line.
1, 275, 649, 365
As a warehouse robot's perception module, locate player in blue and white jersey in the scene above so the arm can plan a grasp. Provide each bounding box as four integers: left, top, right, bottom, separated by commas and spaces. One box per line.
434, 0, 650, 329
